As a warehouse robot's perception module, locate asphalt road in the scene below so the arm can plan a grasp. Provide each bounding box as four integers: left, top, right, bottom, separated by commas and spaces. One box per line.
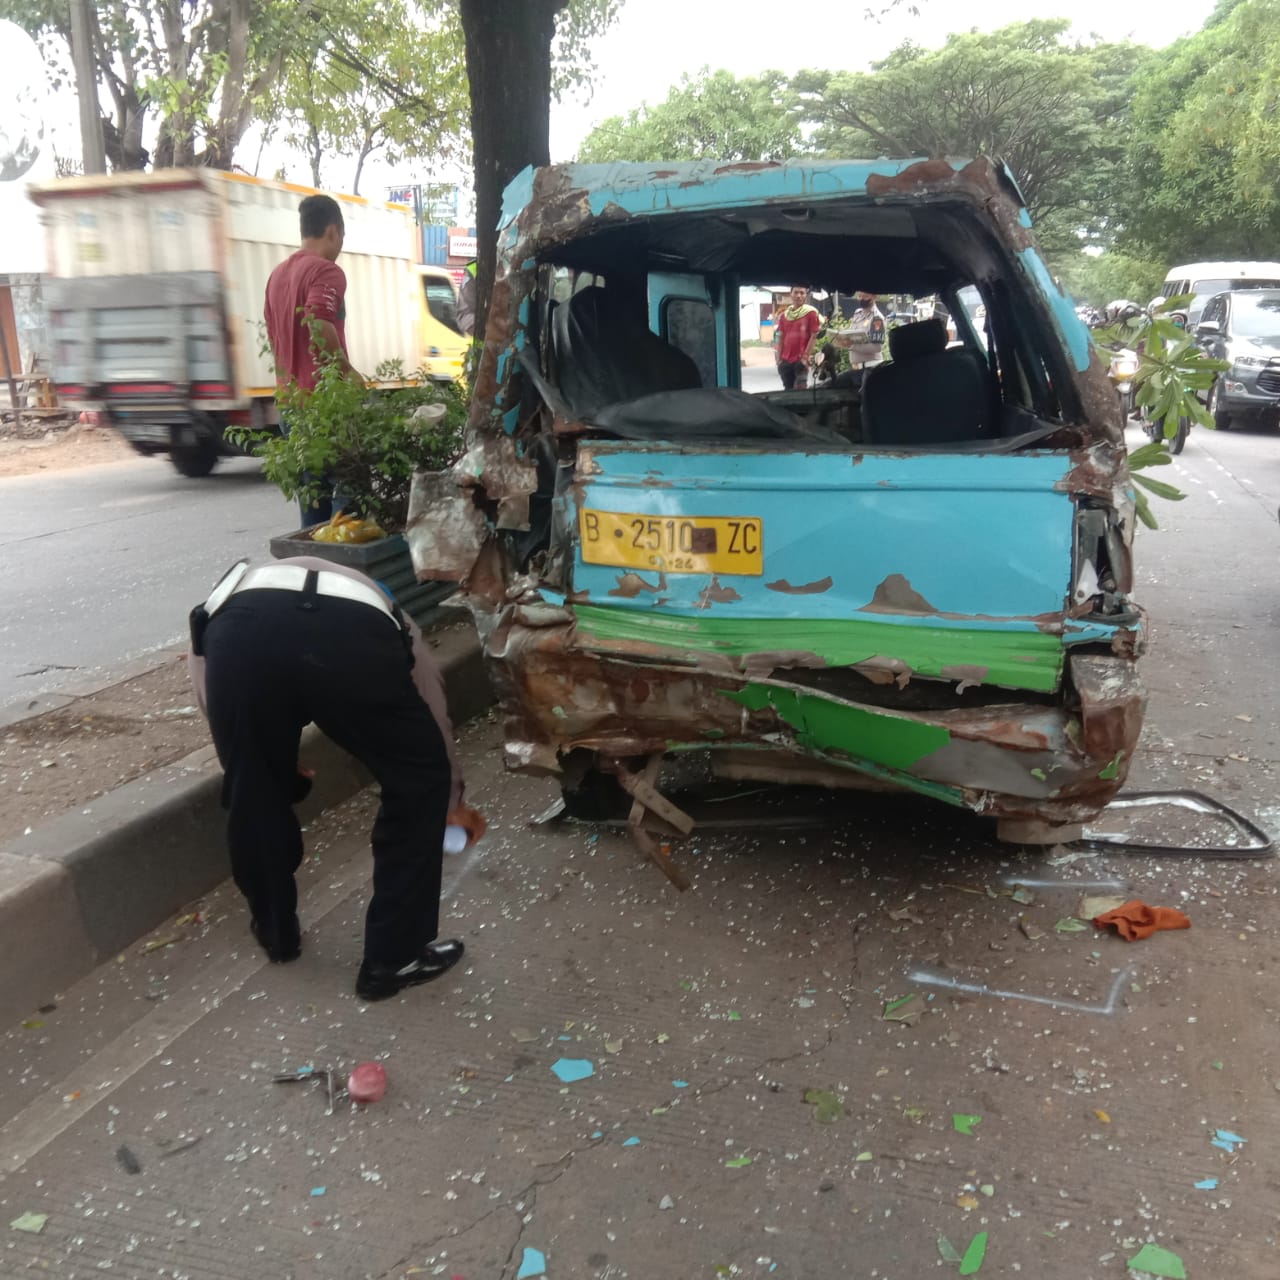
0, 455, 293, 717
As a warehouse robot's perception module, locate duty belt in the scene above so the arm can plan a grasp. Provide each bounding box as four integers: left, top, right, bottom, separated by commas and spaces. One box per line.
204, 562, 400, 627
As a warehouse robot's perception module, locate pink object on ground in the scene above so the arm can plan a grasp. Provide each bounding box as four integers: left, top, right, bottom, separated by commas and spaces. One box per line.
347, 1061, 388, 1103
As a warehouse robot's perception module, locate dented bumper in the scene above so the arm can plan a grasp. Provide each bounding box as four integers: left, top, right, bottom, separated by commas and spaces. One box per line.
476, 592, 1144, 825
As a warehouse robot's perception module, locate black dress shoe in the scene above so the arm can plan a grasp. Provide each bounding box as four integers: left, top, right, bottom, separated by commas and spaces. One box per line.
251, 915, 302, 963
355, 940, 465, 1001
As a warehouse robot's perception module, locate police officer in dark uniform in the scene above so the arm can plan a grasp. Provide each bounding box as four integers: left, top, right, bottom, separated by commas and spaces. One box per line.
189, 556, 476, 1001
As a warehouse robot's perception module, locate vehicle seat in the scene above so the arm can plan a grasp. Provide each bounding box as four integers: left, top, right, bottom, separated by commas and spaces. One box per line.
861, 319, 996, 445
552, 286, 701, 420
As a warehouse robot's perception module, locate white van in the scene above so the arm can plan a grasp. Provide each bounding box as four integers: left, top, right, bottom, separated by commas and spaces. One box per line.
1163, 261, 1280, 324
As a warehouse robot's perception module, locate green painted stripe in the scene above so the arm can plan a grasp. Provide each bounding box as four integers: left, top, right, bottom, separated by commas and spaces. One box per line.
573, 606, 1063, 692
726, 683, 952, 772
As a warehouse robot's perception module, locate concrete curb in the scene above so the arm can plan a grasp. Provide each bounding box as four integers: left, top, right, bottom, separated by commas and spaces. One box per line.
0, 622, 492, 1028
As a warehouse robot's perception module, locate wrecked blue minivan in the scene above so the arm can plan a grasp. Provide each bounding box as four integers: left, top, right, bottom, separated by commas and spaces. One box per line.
408, 157, 1145, 847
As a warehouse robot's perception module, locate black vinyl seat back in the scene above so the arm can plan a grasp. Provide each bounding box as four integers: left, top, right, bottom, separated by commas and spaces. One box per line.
861, 318, 997, 445
551, 286, 701, 420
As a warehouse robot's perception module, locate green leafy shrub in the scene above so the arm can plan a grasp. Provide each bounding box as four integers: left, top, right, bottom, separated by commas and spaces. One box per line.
229, 350, 467, 534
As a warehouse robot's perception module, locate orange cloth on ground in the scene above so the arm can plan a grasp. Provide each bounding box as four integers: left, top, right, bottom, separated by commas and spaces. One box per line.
1093, 899, 1191, 941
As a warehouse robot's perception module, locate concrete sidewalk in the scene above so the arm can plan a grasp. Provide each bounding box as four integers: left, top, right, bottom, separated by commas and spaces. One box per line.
0, 618, 491, 1029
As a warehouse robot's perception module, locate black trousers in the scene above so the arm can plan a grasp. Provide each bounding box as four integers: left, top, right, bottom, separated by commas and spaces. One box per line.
202, 589, 452, 969
778, 358, 809, 390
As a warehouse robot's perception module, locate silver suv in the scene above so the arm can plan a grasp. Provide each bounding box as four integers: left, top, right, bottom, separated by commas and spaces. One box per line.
1196, 290, 1280, 428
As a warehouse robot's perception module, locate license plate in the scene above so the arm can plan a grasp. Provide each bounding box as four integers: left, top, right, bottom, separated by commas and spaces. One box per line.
579, 510, 763, 576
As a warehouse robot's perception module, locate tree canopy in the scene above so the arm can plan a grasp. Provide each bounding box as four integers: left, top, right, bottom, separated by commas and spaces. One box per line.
797, 20, 1148, 254
578, 67, 802, 164
1119, 0, 1280, 261
0, 0, 620, 185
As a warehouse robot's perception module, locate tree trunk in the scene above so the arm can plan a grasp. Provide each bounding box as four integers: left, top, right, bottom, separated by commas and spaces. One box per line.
352, 129, 380, 196
459, 0, 568, 340
69, 0, 107, 172
308, 119, 322, 188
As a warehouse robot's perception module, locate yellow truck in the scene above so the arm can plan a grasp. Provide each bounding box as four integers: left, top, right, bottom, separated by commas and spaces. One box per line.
415, 264, 469, 384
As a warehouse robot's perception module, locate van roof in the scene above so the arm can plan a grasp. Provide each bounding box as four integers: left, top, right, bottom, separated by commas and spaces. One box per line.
1165, 262, 1280, 278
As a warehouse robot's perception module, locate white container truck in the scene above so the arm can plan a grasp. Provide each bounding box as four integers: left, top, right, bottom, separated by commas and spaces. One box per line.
28, 170, 422, 476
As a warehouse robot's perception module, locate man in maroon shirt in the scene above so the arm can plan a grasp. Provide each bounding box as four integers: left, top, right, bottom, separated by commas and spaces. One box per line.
772, 285, 823, 390
264, 195, 364, 525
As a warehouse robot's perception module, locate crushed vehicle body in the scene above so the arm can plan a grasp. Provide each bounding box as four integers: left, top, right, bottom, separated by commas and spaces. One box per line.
408, 156, 1146, 840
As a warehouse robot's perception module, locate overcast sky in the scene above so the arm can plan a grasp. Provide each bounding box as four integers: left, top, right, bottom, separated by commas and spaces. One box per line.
548, 0, 1219, 160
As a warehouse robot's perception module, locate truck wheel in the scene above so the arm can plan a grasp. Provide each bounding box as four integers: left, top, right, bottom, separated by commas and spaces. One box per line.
171, 442, 219, 477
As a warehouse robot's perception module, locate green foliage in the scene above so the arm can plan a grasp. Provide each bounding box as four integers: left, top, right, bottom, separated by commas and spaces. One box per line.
1053, 252, 1168, 311
1093, 299, 1228, 528
0, 0, 622, 179
229, 338, 466, 532
1119, 0, 1280, 261
577, 67, 802, 163
795, 20, 1150, 253
269, 0, 471, 191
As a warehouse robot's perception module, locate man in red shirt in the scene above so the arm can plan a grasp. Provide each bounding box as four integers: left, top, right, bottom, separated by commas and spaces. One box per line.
264, 194, 364, 525
772, 285, 822, 390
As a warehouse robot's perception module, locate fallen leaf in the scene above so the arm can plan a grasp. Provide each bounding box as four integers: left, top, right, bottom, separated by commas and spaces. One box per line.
9, 1212, 48, 1234
21, 1020, 42, 1030
979, 1183, 994, 1197
953, 1114, 982, 1135
960, 1231, 988, 1275
656, 1032, 671, 1043
855, 1151, 873, 1162
882, 994, 923, 1024
142, 935, 180, 954
803, 1088, 844, 1124
902, 1106, 927, 1122
1095, 1109, 1111, 1124
1055, 917, 1089, 933
726, 1011, 742, 1022
724, 1156, 752, 1168
1210, 1060, 1223, 1071
1126, 1243, 1186, 1278
510, 1028, 538, 1043
956, 1194, 980, 1210
604, 1039, 623, 1054
937, 1235, 962, 1263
